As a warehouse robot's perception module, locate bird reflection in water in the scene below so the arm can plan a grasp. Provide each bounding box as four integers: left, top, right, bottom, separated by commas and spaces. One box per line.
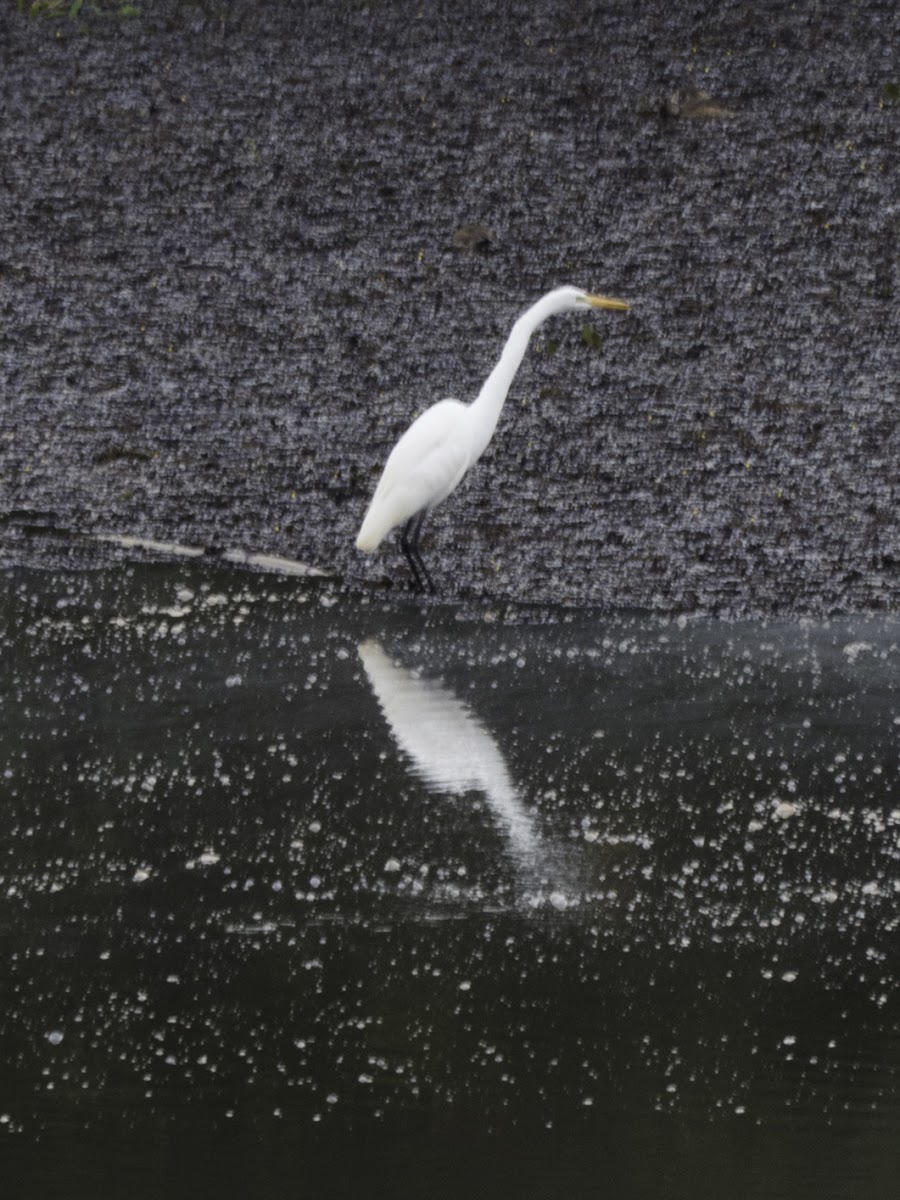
358, 640, 574, 906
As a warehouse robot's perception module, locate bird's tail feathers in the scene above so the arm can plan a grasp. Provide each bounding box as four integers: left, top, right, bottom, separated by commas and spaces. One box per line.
356, 506, 388, 554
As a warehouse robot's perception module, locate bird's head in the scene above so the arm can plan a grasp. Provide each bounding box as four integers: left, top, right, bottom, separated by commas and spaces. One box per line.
537, 285, 631, 318
570, 286, 630, 312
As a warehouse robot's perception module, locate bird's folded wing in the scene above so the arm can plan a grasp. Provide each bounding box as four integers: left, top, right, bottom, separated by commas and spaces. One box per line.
374, 399, 472, 515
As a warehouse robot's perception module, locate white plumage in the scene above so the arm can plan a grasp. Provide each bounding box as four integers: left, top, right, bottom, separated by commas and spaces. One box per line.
356, 285, 630, 590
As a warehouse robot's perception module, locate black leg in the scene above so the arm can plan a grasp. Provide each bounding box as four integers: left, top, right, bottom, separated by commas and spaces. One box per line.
400, 510, 436, 594
409, 509, 436, 594
400, 517, 425, 592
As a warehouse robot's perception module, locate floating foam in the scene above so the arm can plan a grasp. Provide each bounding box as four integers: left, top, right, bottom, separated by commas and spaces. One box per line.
90, 532, 331, 577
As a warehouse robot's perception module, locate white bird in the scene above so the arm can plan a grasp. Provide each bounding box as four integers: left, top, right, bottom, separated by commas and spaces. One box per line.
355, 285, 630, 592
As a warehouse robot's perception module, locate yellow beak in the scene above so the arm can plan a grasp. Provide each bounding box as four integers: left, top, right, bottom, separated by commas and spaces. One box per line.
587, 293, 631, 312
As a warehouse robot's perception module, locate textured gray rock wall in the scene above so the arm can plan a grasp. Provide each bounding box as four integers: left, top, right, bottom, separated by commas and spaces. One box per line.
1, 0, 897, 612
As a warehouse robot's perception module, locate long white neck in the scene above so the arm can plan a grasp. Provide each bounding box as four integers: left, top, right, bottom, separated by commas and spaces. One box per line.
467, 290, 573, 463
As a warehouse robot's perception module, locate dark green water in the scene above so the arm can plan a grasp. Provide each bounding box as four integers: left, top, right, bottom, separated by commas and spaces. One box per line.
1, 562, 899, 1195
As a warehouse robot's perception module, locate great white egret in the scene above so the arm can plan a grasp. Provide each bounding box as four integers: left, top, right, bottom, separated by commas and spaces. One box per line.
355, 285, 630, 592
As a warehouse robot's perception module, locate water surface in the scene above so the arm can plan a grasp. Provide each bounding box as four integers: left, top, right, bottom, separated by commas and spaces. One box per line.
1, 563, 899, 1197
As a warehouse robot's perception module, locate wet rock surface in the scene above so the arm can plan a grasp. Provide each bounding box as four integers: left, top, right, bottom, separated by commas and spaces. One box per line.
1, 0, 898, 612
